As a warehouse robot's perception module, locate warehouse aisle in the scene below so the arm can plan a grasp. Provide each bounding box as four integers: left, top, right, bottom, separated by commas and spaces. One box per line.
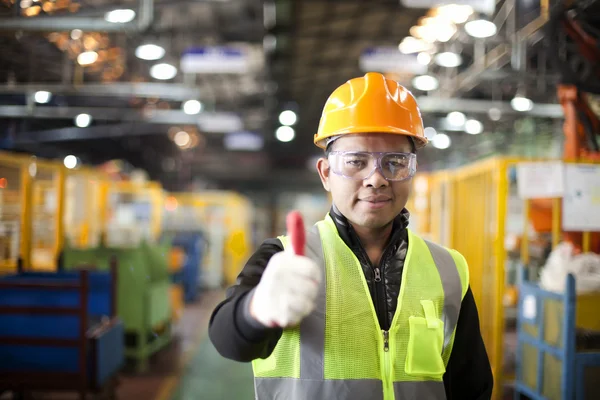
170, 336, 254, 400
156, 290, 254, 400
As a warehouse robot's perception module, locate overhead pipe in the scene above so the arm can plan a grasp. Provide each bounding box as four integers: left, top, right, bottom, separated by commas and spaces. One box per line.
447, 0, 551, 97
0, 0, 154, 32
0, 106, 244, 132
0, 82, 202, 101
0, 100, 564, 122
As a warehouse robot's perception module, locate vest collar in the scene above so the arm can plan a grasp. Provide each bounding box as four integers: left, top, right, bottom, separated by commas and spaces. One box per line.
328, 203, 410, 255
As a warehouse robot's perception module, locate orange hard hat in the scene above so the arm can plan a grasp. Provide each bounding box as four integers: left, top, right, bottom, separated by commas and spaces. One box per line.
314, 72, 427, 149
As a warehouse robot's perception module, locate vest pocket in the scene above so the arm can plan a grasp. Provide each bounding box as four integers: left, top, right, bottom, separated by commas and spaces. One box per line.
405, 300, 446, 378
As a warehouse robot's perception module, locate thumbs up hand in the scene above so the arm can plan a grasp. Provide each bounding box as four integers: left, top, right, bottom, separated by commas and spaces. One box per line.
249, 212, 322, 328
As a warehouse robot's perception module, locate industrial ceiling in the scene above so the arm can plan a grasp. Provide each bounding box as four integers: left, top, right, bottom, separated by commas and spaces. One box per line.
0, 0, 598, 191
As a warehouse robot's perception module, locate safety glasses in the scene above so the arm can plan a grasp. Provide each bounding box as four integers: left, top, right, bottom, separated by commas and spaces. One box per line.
328, 151, 417, 181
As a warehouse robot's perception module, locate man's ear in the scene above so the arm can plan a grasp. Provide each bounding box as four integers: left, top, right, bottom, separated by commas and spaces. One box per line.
316, 157, 331, 192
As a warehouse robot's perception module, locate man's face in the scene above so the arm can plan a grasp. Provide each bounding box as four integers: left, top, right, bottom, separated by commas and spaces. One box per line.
317, 133, 414, 230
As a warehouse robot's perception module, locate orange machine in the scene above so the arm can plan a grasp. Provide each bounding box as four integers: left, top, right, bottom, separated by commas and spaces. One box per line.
530, 2, 600, 253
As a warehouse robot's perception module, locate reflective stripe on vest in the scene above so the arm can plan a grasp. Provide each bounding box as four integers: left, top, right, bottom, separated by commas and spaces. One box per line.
252, 215, 468, 400
255, 378, 446, 400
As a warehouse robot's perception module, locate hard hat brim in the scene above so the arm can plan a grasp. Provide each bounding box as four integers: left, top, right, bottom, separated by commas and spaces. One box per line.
314, 127, 428, 150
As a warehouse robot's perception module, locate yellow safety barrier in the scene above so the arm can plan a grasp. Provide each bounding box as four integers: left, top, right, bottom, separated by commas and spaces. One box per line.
63, 167, 107, 249
30, 160, 64, 271
445, 157, 511, 399
0, 152, 31, 273
406, 175, 430, 237
431, 156, 600, 399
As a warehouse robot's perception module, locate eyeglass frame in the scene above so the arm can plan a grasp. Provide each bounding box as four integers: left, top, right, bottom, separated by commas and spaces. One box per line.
327, 151, 417, 182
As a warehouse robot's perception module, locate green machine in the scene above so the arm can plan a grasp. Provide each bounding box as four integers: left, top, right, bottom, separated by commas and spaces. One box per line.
61, 238, 173, 372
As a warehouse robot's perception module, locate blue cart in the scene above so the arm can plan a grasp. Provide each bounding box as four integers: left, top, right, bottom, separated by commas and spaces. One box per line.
171, 231, 205, 303
515, 270, 600, 400
0, 265, 124, 399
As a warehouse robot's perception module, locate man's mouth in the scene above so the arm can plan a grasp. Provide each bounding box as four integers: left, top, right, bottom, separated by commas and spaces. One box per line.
359, 195, 392, 209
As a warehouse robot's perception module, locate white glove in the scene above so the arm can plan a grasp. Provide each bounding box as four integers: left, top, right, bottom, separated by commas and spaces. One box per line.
250, 249, 322, 328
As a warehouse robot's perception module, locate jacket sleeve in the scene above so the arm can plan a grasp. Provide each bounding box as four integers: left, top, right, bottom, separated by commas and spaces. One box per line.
208, 238, 284, 362
443, 286, 494, 400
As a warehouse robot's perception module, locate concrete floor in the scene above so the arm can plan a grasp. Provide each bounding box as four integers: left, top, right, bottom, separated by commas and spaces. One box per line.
170, 336, 254, 400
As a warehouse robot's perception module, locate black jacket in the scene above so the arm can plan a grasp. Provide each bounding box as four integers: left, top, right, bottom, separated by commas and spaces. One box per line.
209, 206, 493, 400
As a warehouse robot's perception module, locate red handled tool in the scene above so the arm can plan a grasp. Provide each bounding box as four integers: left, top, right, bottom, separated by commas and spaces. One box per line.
286, 211, 305, 256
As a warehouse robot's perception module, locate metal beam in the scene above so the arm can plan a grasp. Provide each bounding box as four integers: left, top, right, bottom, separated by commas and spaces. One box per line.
0, 106, 243, 132
12, 123, 165, 144
416, 97, 563, 118
0, 83, 202, 101
443, 5, 551, 97
0, 0, 153, 32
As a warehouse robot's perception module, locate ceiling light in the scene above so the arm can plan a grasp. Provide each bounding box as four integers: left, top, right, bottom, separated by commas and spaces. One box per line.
414, 19, 457, 42
278, 110, 297, 126
174, 131, 191, 147
150, 63, 177, 80
412, 75, 439, 91
424, 127, 437, 140
263, 34, 277, 53
70, 29, 82, 40
417, 52, 431, 65
263, 1, 276, 30
183, 100, 202, 115
77, 51, 98, 66
63, 155, 78, 170
224, 131, 264, 151
398, 37, 435, 54
34, 90, 51, 104
434, 52, 462, 68
135, 44, 165, 61
435, 24, 457, 42
432, 133, 451, 149
276, 126, 295, 142
511, 96, 534, 112
465, 19, 497, 38
104, 9, 136, 23
488, 107, 502, 121
74, 113, 91, 128
432, 5, 473, 24
465, 119, 484, 134
447, 111, 466, 127
410, 25, 438, 43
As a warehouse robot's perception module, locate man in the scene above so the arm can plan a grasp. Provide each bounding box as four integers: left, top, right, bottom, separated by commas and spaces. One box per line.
209, 72, 493, 400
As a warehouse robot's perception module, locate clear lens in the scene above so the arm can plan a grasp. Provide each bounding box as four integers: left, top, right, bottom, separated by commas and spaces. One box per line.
329, 152, 416, 181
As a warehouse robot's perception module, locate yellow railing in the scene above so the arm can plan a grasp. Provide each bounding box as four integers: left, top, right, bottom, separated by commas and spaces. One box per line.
415, 156, 600, 399
0, 152, 31, 273
413, 157, 531, 398
63, 167, 106, 249
446, 157, 510, 399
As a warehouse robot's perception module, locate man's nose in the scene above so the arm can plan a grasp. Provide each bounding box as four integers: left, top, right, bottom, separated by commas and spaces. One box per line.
363, 165, 389, 188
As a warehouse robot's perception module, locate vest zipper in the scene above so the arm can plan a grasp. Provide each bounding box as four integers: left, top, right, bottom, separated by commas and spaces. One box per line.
382, 330, 389, 351
382, 330, 393, 399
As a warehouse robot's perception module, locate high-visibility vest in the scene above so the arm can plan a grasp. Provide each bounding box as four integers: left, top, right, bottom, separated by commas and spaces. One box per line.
252, 214, 469, 400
